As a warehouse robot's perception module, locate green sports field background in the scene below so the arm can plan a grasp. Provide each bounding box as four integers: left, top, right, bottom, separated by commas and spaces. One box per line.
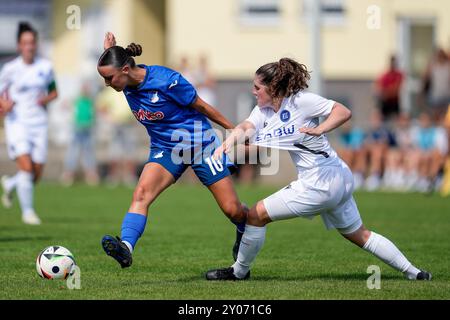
0, 183, 449, 299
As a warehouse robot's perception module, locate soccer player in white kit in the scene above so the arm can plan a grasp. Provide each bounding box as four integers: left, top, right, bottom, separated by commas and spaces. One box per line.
206, 58, 431, 281
0, 23, 58, 225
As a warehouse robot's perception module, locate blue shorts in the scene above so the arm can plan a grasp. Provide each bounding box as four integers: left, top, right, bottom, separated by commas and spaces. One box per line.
147, 146, 235, 186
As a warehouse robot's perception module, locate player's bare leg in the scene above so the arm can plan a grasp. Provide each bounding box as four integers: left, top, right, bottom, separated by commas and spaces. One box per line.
102, 162, 174, 268
208, 176, 249, 261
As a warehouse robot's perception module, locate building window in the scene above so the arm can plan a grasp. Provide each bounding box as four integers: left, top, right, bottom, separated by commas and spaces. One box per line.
302, 0, 346, 26
239, 0, 281, 26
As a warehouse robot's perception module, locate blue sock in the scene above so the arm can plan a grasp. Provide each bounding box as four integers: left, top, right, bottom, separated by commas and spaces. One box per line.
121, 213, 147, 249
233, 220, 246, 233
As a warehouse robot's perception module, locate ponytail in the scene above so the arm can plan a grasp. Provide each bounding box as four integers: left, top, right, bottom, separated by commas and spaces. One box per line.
98, 43, 142, 68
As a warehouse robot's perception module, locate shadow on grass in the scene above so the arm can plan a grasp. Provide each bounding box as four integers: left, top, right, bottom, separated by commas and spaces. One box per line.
254, 273, 402, 281
174, 272, 402, 283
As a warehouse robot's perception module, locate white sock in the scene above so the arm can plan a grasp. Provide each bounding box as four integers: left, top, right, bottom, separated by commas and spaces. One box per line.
122, 240, 133, 253
363, 231, 420, 279
3, 173, 18, 194
232, 225, 266, 279
16, 171, 34, 216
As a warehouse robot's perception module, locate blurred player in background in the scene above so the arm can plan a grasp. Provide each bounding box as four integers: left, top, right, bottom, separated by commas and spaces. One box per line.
206, 58, 431, 281
0, 22, 58, 225
61, 82, 99, 186
97, 32, 247, 268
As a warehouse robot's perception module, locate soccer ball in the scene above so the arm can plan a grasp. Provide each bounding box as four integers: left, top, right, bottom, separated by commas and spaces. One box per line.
36, 246, 76, 280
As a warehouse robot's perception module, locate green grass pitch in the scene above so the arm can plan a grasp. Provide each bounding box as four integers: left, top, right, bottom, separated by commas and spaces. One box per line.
0, 183, 449, 299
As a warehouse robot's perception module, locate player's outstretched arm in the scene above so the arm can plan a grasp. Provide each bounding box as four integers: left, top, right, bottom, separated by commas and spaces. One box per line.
190, 96, 235, 129
300, 102, 351, 136
213, 120, 255, 160
104, 32, 116, 50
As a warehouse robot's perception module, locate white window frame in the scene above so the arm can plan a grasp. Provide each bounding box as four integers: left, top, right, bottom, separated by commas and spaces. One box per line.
239, 0, 281, 27
302, 0, 346, 27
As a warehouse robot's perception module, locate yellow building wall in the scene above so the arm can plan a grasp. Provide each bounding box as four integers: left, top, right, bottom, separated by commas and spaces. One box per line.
167, 0, 450, 80
51, 0, 165, 77
133, 0, 166, 66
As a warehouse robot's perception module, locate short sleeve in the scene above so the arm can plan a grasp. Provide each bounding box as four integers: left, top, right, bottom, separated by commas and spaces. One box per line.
295, 92, 335, 119
165, 72, 197, 107
46, 66, 56, 91
245, 106, 265, 131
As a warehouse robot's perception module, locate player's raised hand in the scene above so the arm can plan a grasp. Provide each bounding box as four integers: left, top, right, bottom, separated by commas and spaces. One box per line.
104, 32, 116, 50
299, 127, 324, 136
213, 143, 229, 161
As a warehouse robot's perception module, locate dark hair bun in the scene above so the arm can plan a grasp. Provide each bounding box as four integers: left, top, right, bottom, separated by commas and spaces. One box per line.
125, 43, 142, 57
17, 21, 37, 42
19, 22, 33, 33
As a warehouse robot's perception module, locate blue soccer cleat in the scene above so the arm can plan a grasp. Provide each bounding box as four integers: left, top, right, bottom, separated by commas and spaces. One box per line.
101, 235, 133, 268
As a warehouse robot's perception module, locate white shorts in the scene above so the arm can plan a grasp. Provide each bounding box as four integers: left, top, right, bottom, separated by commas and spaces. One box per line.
263, 163, 362, 234
4, 120, 48, 164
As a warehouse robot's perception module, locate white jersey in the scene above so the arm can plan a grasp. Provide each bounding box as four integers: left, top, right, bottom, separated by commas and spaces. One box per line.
246, 91, 342, 172
0, 56, 55, 126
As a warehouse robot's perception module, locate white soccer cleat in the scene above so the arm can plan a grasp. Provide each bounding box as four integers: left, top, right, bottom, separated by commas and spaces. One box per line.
1, 175, 13, 209
22, 211, 42, 225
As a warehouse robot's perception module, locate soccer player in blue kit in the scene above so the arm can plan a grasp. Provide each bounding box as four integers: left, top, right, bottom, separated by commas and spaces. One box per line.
97, 33, 247, 268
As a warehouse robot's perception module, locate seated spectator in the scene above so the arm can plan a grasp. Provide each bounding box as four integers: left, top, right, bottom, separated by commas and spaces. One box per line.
364, 110, 396, 191
410, 112, 448, 192
382, 113, 417, 190
336, 120, 366, 189
440, 104, 450, 196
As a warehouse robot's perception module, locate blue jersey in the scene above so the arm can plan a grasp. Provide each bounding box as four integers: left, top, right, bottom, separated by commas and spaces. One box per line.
123, 64, 215, 150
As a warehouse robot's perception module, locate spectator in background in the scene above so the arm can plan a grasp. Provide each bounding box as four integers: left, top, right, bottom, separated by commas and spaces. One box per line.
423, 48, 450, 120
177, 55, 196, 85
336, 120, 366, 189
364, 110, 396, 191
61, 83, 99, 186
382, 113, 416, 190
410, 112, 448, 192
374, 55, 404, 121
193, 55, 217, 107
440, 104, 450, 196
96, 87, 138, 187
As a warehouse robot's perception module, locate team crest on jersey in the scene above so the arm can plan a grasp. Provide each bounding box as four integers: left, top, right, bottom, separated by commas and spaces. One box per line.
150, 91, 160, 103
280, 110, 290, 122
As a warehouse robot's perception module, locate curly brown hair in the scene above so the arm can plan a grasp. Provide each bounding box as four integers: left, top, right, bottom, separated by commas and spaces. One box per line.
255, 58, 311, 99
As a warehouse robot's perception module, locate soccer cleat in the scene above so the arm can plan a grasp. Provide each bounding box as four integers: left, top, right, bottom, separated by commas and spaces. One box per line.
416, 270, 432, 280
232, 230, 243, 261
1, 175, 13, 209
101, 235, 132, 268
22, 211, 41, 225
205, 267, 250, 281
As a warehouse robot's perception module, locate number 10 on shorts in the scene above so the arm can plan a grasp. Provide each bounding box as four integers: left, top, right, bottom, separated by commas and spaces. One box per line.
205, 156, 224, 176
